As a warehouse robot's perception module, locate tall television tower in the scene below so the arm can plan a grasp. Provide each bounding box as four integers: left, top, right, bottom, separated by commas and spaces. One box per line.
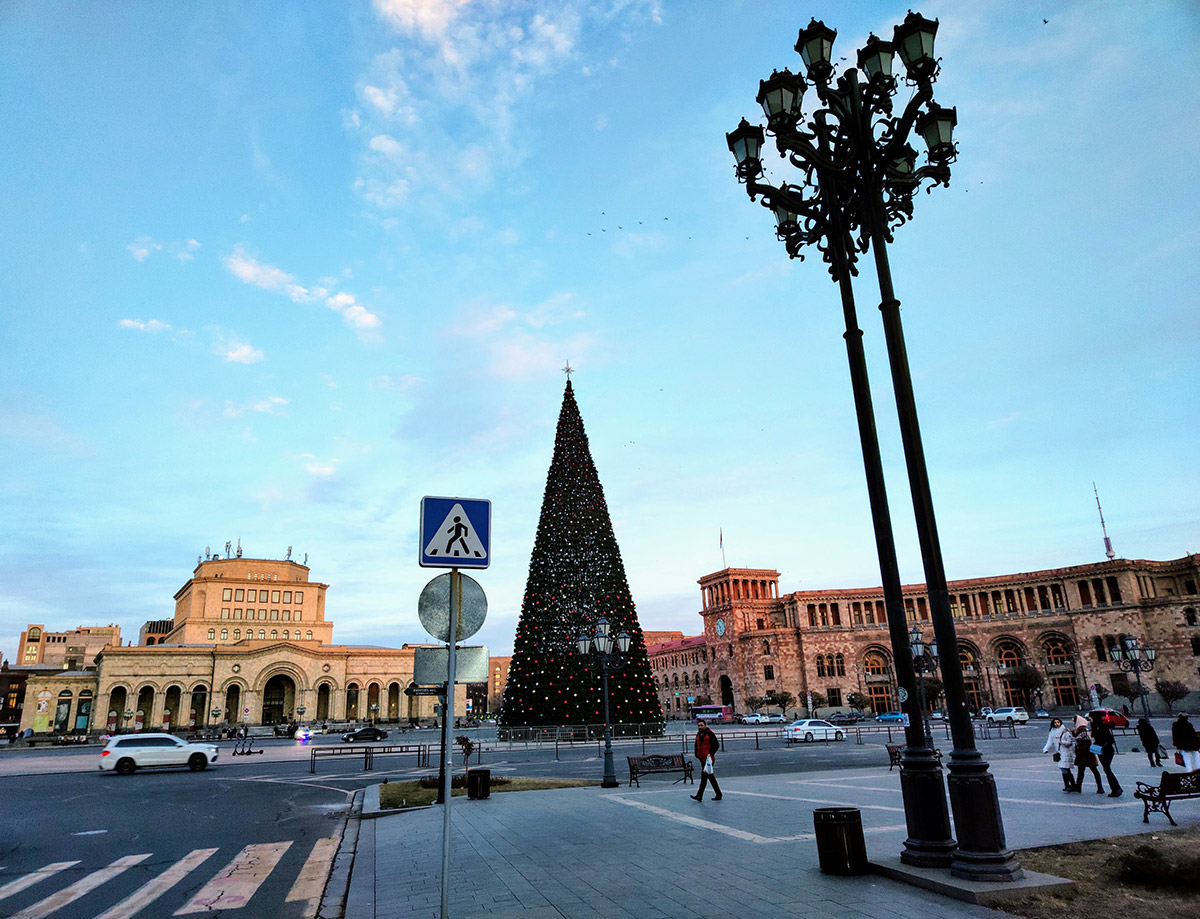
1093, 483, 1116, 561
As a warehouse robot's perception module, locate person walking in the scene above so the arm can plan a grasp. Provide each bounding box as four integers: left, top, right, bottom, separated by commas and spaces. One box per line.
1042, 717, 1077, 791
1090, 712, 1122, 797
1073, 720, 1106, 794
690, 720, 722, 801
1136, 717, 1163, 768
1172, 712, 1200, 771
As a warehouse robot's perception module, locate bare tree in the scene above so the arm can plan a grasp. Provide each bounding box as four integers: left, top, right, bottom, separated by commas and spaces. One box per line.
1155, 679, 1190, 713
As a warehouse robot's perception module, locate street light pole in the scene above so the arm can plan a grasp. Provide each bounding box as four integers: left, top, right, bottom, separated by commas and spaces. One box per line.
726, 12, 1021, 881
578, 617, 631, 788
909, 625, 939, 749
1110, 636, 1156, 720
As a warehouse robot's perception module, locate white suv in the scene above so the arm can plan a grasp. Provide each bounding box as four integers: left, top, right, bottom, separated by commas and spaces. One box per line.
99, 733, 219, 774
741, 713, 769, 724
985, 707, 1029, 725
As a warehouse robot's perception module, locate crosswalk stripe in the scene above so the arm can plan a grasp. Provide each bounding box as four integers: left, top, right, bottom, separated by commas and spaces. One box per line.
92, 848, 219, 919
9, 854, 151, 919
0, 863, 80, 902
173, 842, 292, 914
284, 836, 339, 917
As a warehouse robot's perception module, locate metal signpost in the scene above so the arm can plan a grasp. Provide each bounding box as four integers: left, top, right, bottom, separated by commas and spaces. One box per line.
418, 496, 489, 919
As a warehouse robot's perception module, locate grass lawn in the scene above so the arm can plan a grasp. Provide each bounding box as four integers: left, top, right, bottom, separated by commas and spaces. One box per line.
995, 826, 1200, 919
378, 775, 600, 809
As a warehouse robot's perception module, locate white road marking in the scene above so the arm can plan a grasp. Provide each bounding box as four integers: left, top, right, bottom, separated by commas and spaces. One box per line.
71, 830, 109, 837
606, 795, 908, 842
174, 842, 291, 914
93, 848, 218, 919
10, 854, 150, 919
732, 790, 906, 812
0, 863, 80, 902
284, 837, 339, 918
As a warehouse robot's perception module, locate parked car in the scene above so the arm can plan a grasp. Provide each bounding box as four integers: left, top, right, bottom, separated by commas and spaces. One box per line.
741, 713, 769, 724
1034, 709, 1050, 719
1088, 708, 1129, 728
765, 712, 786, 723
985, 707, 1029, 724
828, 712, 864, 725
342, 726, 389, 743
928, 711, 946, 721
876, 712, 906, 723
786, 719, 845, 743
99, 733, 219, 775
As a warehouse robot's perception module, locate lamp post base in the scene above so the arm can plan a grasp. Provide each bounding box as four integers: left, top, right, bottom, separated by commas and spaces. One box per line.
898, 748, 956, 868
947, 755, 1024, 881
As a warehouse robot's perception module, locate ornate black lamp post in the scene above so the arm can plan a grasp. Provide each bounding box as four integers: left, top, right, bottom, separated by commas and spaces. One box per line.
727, 13, 1021, 881
123, 709, 134, 733
1109, 636, 1156, 720
909, 625, 939, 748
577, 617, 631, 788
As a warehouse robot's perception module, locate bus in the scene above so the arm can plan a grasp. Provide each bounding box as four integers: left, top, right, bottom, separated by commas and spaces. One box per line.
688, 704, 733, 724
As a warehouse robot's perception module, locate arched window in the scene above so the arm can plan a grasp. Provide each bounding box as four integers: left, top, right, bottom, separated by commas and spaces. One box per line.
207, 629, 216, 641
996, 640, 1023, 668
960, 648, 978, 672
864, 651, 888, 676
1185, 608, 1197, 626
816, 656, 826, 677
835, 653, 845, 676
283, 630, 289, 640
271, 629, 278, 640
1094, 637, 1106, 662
1044, 637, 1071, 665
762, 640, 771, 655
220, 629, 228, 641
258, 629, 266, 639
306, 630, 313, 640
28, 627, 42, 640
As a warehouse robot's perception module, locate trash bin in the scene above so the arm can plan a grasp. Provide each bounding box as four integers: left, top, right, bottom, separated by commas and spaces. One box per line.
812, 807, 868, 875
467, 769, 491, 799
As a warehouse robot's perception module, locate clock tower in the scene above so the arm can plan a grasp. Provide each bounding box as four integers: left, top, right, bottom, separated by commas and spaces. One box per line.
698, 568, 782, 710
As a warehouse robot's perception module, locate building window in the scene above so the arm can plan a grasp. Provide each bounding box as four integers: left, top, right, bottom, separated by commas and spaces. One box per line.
294, 591, 304, 604
220, 629, 228, 641
271, 590, 280, 603
247, 590, 257, 602
864, 652, 888, 676
764, 665, 775, 681
1094, 637, 1106, 662
233, 629, 241, 640
233, 609, 242, 619
221, 608, 230, 619
222, 588, 232, 601
1185, 608, 1197, 626
271, 630, 278, 640
816, 657, 826, 677
827, 688, 842, 707
756, 618, 765, 630
258, 629, 265, 640
835, 653, 845, 676
1191, 636, 1200, 656
762, 640, 771, 655
306, 631, 313, 640
259, 609, 267, 619
283, 630, 289, 640
283, 591, 292, 603
235, 589, 244, 601
207, 629, 216, 640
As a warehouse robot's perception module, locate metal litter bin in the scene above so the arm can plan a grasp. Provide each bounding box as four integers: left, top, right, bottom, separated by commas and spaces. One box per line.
813, 807, 867, 875
467, 769, 491, 799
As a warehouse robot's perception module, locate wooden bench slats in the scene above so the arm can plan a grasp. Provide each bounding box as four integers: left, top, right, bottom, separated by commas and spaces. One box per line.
1134, 771, 1200, 825
886, 743, 942, 770
626, 753, 694, 787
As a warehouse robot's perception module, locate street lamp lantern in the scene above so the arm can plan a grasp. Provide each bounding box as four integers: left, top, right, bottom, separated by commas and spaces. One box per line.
725, 119, 765, 178
892, 11, 939, 80
857, 34, 896, 83
915, 104, 958, 162
909, 625, 926, 659
1111, 635, 1157, 719
795, 18, 837, 80
757, 69, 805, 125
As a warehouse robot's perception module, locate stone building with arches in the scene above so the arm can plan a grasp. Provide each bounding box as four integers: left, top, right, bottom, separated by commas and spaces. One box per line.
673, 553, 1200, 717
15, 555, 458, 736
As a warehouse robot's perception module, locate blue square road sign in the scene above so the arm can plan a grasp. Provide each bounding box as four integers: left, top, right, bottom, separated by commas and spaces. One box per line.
419, 496, 491, 568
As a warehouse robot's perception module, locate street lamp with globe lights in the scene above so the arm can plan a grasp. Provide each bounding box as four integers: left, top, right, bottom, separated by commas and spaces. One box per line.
727, 13, 1021, 882
123, 709, 134, 733
577, 617, 631, 788
1109, 636, 1156, 720
909, 625, 939, 749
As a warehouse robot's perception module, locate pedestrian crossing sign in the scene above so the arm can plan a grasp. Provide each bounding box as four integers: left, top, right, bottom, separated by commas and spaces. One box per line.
419, 496, 491, 568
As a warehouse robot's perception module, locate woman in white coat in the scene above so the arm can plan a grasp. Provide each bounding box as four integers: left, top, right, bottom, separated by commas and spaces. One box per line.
1043, 717, 1077, 791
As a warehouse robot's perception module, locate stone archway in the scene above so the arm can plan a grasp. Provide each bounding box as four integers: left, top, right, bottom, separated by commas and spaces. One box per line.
317, 683, 331, 721
719, 675, 734, 707
262, 674, 295, 725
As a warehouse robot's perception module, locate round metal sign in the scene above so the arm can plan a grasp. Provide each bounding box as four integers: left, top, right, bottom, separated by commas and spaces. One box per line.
897, 687, 909, 703
418, 572, 487, 642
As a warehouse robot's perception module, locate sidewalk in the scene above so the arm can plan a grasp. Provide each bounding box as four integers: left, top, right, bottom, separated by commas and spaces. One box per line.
342, 753, 1198, 919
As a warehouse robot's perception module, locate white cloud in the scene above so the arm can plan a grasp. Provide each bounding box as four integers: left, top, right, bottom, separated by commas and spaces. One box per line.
176, 239, 201, 262
374, 0, 466, 39
126, 237, 163, 262
215, 340, 264, 364
223, 396, 288, 418
118, 318, 171, 333
224, 247, 311, 302
303, 454, 339, 477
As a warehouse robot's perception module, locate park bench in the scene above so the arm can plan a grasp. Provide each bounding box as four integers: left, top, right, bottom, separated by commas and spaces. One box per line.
626, 753, 694, 787
886, 743, 942, 771
1134, 770, 1200, 826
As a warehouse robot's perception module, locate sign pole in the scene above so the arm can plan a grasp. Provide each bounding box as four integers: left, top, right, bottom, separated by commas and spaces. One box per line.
439, 567, 461, 919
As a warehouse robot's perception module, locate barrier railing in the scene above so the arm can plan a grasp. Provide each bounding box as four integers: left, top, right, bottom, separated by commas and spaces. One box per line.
308, 743, 431, 774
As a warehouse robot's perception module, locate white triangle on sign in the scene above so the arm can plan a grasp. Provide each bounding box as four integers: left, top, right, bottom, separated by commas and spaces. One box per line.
424, 503, 487, 560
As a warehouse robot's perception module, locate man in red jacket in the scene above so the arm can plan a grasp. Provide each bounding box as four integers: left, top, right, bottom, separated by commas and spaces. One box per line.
690, 720, 722, 801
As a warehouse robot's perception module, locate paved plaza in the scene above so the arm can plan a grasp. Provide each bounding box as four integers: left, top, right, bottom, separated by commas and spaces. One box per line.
342, 752, 1199, 919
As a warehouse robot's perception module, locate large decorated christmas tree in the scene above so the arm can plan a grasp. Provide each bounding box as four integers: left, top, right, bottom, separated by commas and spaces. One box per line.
499, 377, 663, 727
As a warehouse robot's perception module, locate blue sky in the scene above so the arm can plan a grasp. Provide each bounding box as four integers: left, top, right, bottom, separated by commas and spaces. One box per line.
2, 1, 1198, 661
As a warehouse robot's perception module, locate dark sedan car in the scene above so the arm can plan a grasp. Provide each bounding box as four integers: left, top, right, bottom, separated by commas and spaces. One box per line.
828, 712, 864, 724
342, 726, 389, 743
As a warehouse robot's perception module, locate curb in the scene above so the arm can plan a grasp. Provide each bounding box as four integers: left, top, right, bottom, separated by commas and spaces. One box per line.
318, 788, 363, 919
